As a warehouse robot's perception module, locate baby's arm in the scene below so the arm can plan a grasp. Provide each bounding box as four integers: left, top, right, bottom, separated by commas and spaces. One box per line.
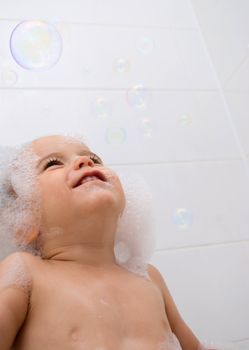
148, 264, 216, 350
0, 253, 31, 349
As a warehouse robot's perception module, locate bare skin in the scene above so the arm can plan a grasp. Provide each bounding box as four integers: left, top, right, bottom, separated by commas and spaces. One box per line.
11, 253, 174, 350
0, 135, 202, 350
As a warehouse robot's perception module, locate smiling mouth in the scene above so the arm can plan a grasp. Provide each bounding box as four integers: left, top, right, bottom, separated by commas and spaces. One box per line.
77, 175, 103, 187
73, 171, 107, 189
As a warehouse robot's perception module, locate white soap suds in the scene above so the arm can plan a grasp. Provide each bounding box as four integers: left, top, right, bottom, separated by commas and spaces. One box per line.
0, 142, 42, 260
114, 170, 156, 278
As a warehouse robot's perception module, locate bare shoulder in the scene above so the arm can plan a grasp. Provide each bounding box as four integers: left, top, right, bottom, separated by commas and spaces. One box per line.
148, 264, 201, 350
147, 263, 183, 327
147, 263, 170, 295
0, 252, 40, 293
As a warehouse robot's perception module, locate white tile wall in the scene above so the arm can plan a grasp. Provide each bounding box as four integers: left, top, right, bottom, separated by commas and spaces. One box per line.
191, 0, 249, 89
0, 22, 213, 89
0, 0, 248, 345
0, 0, 199, 28
151, 242, 249, 342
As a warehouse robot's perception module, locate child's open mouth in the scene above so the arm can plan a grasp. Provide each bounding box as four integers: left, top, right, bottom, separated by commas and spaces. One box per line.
73, 170, 107, 188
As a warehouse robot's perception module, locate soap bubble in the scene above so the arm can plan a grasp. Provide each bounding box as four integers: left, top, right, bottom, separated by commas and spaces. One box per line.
113, 58, 131, 73
105, 127, 126, 144
91, 97, 112, 120
126, 85, 152, 109
172, 208, 193, 229
138, 118, 153, 138
10, 20, 63, 70
179, 114, 192, 125
137, 36, 155, 55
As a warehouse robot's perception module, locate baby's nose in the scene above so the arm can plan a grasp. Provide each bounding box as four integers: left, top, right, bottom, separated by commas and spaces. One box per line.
73, 155, 94, 169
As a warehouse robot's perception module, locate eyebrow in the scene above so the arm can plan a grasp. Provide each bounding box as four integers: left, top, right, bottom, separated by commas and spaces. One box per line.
36, 150, 103, 168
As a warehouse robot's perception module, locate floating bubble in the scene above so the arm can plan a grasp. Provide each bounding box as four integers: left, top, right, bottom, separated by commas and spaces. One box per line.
1, 69, 18, 86
10, 20, 63, 70
105, 127, 126, 144
137, 36, 155, 55
126, 85, 152, 109
179, 114, 192, 125
138, 118, 153, 138
172, 208, 193, 229
91, 97, 112, 120
113, 58, 131, 73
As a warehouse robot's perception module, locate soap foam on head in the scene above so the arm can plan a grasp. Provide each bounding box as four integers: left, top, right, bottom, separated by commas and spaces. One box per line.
114, 169, 156, 278
0, 141, 42, 259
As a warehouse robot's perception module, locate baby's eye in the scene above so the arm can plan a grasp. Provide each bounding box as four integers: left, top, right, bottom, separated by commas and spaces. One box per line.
89, 153, 103, 165
44, 157, 63, 170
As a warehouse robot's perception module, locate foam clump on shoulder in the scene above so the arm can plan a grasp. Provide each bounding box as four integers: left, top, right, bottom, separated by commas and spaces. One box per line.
114, 169, 156, 279
0, 252, 32, 294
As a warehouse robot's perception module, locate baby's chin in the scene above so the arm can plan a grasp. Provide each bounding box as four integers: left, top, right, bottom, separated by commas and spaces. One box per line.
72, 181, 123, 212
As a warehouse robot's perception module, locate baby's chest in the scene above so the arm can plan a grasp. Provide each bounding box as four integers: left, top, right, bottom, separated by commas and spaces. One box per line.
34, 274, 171, 337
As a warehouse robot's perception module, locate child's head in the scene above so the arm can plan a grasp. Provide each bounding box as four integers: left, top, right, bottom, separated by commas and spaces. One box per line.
0, 134, 155, 276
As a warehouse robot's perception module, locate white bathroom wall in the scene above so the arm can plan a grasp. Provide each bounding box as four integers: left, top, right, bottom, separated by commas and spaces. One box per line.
0, 0, 248, 348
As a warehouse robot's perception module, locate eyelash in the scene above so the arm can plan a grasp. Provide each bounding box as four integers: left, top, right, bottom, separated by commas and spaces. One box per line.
44, 154, 102, 169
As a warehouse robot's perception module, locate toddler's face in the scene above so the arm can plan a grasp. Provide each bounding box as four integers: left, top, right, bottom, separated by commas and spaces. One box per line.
31, 135, 125, 239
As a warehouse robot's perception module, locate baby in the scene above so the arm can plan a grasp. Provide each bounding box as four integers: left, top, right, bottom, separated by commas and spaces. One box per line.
0, 134, 212, 350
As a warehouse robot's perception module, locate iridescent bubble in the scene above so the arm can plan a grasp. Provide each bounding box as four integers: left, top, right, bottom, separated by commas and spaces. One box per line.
113, 58, 131, 73
105, 127, 126, 144
91, 97, 112, 120
179, 114, 192, 125
126, 85, 152, 109
138, 118, 153, 138
137, 36, 155, 55
10, 20, 63, 70
172, 208, 193, 229
1, 69, 18, 86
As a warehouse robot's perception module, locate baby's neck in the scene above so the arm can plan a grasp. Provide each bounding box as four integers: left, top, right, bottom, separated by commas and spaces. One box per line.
40, 242, 117, 268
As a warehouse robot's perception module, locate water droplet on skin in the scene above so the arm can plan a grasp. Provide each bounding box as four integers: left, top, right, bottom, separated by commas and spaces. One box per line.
100, 298, 110, 307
